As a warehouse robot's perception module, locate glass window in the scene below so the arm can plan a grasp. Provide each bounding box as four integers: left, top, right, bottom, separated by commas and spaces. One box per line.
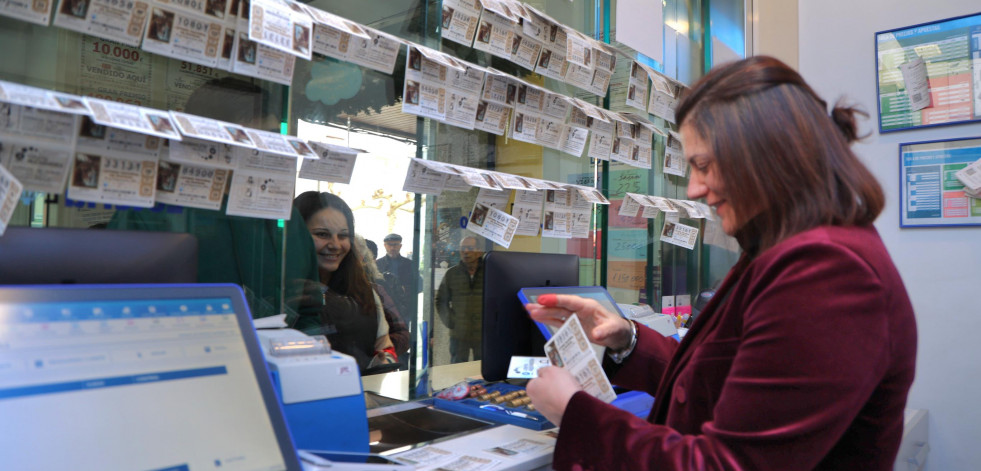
1, 0, 747, 399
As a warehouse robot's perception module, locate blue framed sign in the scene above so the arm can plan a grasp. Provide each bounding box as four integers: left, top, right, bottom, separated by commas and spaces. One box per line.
875, 12, 981, 133
900, 137, 981, 227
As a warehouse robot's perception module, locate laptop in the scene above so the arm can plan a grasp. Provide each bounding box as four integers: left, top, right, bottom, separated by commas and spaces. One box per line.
0, 283, 303, 471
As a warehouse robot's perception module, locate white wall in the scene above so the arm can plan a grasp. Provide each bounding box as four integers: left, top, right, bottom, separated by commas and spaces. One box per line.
751, 0, 798, 69
795, 2, 981, 470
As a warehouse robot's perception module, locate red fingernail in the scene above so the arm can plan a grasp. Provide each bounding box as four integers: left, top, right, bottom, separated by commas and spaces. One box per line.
537, 294, 557, 306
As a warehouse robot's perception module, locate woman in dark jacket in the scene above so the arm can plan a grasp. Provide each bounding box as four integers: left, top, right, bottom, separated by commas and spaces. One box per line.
525, 56, 917, 471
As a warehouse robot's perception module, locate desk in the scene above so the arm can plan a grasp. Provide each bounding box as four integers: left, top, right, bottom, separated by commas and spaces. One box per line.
361, 361, 554, 471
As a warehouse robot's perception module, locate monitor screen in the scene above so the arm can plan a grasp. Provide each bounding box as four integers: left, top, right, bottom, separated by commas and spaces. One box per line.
481, 251, 579, 381
0, 284, 302, 470
0, 227, 197, 284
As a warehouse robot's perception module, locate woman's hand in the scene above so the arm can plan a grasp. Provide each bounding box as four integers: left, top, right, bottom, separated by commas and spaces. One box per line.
526, 366, 582, 426
525, 294, 633, 350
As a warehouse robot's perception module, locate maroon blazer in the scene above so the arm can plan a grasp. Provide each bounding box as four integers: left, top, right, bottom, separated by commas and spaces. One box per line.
554, 225, 916, 470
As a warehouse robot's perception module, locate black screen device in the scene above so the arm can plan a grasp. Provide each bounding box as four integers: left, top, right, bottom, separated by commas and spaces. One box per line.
481, 250, 579, 381
0, 226, 197, 284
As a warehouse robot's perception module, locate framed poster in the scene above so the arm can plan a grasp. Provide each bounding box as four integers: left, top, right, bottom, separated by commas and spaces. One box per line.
900, 137, 981, 227
875, 12, 981, 133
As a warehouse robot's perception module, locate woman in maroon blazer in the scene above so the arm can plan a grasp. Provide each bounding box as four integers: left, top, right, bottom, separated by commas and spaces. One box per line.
525, 56, 917, 470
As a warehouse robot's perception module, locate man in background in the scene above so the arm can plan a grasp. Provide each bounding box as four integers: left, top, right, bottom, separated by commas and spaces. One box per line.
376, 233, 421, 333
435, 235, 485, 363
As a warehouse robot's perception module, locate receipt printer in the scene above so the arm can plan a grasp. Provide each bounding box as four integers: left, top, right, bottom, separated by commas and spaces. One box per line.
257, 329, 369, 453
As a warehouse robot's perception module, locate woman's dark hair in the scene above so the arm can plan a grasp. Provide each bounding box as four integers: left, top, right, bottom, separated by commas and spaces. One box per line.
294, 191, 376, 317
675, 55, 884, 252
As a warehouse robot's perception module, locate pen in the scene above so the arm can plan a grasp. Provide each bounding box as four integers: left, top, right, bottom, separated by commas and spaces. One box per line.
480, 404, 539, 421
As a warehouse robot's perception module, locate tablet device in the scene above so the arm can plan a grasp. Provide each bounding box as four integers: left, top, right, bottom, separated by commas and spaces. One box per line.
518, 286, 626, 361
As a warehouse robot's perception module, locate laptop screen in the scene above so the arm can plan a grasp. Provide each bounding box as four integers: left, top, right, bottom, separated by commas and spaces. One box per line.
0, 284, 302, 471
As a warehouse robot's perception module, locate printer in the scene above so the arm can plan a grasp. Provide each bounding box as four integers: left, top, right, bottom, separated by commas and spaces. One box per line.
256, 329, 370, 453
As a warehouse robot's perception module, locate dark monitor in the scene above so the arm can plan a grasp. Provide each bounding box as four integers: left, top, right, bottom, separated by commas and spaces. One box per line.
0, 227, 197, 284
481, 250, 579, 381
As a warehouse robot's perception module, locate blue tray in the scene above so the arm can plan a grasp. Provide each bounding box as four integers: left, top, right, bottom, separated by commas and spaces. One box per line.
432, 383, 554, 430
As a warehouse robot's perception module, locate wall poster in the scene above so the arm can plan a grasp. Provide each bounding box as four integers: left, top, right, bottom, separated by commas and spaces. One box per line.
900, 136, 981, 227
875, 12, 981, 133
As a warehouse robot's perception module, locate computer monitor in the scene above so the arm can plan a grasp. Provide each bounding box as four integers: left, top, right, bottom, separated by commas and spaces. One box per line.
0, 226, 197, 284
481, 251, 579, 381
0, 284, 303, 470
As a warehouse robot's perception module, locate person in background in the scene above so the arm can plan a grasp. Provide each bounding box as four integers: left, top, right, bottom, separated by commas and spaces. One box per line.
293, 191, 398, 374
365, 239, 379, 260
376, 233, 422, 333
355, 234, 409, 362
524, 56, 916, 470
435, 235, 485, 363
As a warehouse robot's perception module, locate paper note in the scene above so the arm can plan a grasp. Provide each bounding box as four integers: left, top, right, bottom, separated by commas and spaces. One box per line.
248, 0, 312, 59
485, 438, 547, 457
85, 98, 182, 141
344, 27, 401, 75
0, 81, 91, 115
0, 0, 53, 25
506, 356, 550, 379
440, 0, 480, 46
142, 6, 225, 67
66, 152, 158, 208
231, 31, 296, 85
544, 314, 616, 403
54, 0, 149, 46
393, 446, 454, 467
955, 158, 981, 193
170, 111, 254, 148
225, 151, 296, 220
0, 162, 24, 236
0, 103, 79, 147
660, 220, 698, 249
511, 189, 544, 236
899, 57, 931, 112
168, 137, 238, 168
466, 198, 519, 248
0, 139, 73, 193
472, 8, 516, 60
648, 72, 679, 123
474, 100, 510, 135
663, 130, 686, 177
625, 61, 651, 111
154, 158, 228, 210
403, 158, 447, 195
298, 141, 359, 183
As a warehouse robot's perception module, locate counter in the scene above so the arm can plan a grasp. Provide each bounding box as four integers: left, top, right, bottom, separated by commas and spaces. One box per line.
360, 362, 555, 471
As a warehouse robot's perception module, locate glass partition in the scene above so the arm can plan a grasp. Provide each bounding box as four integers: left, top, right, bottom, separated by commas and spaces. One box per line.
0, 0, 747, 399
